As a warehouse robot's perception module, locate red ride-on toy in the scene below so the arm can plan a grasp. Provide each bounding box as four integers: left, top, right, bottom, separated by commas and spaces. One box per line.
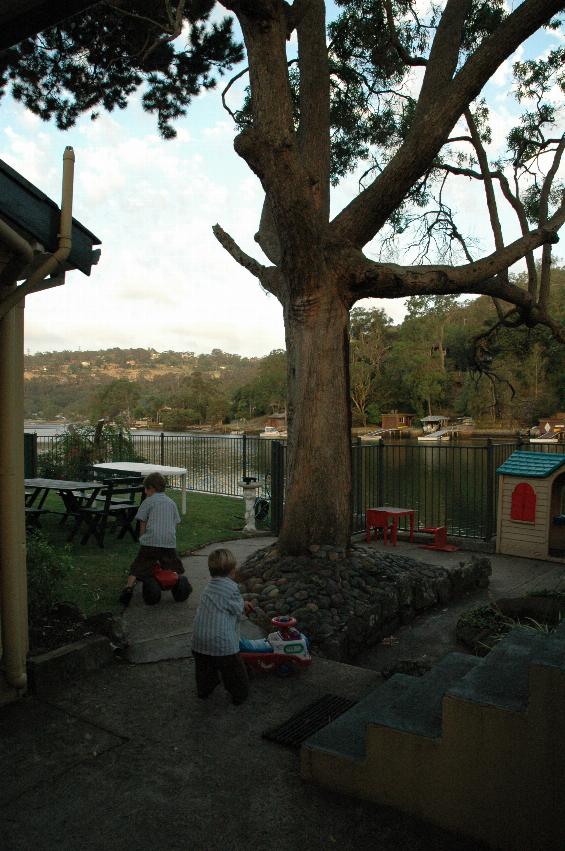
239, 615, 311, 676
142, 562, 192, 605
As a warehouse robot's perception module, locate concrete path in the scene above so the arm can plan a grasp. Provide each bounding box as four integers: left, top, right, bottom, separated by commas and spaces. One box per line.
123, 536, 276, 663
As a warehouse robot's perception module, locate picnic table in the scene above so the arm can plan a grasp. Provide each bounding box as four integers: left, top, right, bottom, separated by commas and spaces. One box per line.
92, 462, 188, 514
25, 477, 104, 511
24, 477, 144, 546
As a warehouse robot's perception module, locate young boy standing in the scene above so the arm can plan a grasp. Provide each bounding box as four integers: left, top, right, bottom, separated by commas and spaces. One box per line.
119, 471, 188, 606
191, 548, 253, 706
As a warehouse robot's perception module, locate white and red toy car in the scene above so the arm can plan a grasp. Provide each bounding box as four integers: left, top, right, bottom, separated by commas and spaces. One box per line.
239, 615, 311, 675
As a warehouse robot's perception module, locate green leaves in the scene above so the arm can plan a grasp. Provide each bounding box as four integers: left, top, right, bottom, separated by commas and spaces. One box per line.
1, 1, 243, 137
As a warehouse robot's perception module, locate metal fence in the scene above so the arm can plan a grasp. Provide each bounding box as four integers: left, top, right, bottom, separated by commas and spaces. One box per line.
31, 431, 564, 540
34, 432, 273, 497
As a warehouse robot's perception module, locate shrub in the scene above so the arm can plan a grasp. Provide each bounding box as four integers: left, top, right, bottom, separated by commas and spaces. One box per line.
37, 423, 143, 480
26, 532, 74, 617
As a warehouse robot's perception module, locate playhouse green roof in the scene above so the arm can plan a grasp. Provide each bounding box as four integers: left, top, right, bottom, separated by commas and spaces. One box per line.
496, 451, 565, 478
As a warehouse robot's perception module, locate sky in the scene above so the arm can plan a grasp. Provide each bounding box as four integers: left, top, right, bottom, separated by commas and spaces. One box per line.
0, 2, 563, 358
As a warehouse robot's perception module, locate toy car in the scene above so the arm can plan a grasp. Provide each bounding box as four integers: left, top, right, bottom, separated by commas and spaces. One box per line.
142, 562, 192, 605
239, 615, 311, 675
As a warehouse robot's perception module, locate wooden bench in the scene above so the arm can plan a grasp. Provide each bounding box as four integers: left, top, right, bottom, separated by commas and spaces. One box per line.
69, 481, 144, 547
419, 526, 459, 552
25, 507, 49, 529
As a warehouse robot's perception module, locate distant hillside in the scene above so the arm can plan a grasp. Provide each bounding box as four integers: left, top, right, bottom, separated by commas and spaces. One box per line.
23, 347, 261, 420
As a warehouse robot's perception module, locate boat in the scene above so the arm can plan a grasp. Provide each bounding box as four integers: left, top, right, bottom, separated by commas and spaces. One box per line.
418, 428, 452, 442
259, 426, 287, 439
530, 431, 562, 444
530, 414, 565, 444
360, 430, 383, 442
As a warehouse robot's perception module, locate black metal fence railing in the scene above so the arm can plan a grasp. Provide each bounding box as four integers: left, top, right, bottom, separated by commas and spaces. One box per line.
30, 431, 564, 540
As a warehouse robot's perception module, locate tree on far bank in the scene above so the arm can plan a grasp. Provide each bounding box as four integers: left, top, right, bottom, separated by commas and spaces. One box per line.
8, 1, 565, 555
349, 307, 391, 425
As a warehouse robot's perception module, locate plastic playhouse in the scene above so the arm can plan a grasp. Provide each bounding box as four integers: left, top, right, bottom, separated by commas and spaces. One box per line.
496, 451, 565, 562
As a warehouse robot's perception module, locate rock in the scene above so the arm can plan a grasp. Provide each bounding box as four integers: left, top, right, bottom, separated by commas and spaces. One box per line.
84, 612, 127, 649
381, 658, 433, 679
237, 543, 491, 663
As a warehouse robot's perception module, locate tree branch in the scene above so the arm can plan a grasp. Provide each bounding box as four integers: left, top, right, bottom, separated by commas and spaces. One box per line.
331, 0, 564, 250
412, 0, 472, 127
383, 0, 427, 67
296, 0, 331, 222
348, 204, 565, 306
212, 223, 283, 299
538, 136, 565, 308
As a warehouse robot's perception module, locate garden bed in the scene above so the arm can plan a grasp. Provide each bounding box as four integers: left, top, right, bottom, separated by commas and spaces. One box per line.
239, 543, 492, 661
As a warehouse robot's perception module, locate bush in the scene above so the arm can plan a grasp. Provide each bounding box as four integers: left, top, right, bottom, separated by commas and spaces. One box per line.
26, 532, 74, 617
37, 423, 143, 480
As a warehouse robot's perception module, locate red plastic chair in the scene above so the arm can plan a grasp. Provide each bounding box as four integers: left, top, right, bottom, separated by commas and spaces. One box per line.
366, 509, 390, 544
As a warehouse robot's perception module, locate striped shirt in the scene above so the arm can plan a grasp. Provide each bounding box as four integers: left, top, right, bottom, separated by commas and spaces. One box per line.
135, 492, 180, 549
191, 576, 244, 656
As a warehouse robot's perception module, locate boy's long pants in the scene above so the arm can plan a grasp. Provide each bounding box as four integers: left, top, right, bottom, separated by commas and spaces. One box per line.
192, 651, 249, 704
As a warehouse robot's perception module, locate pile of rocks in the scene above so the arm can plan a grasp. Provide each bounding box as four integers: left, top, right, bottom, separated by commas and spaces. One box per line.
238, 543, 492, 661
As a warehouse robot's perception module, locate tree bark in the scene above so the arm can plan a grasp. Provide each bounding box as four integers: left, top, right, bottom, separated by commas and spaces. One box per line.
278, 278, 352, 553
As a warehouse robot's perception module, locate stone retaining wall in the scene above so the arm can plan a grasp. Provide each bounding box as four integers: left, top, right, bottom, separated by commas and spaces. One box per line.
238, 544, 492, 661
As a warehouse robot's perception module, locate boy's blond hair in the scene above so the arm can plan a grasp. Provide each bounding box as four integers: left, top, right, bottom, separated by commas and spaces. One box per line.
208, 548, 237, 577
143, 472, 167, 492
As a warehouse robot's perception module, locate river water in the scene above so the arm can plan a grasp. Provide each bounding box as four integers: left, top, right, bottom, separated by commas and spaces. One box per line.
27, 424, 561, 539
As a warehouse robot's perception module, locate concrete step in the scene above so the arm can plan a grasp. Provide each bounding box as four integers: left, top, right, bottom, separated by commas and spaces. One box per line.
304, 653, 480, 761
303, 675, 411, 762
530, 619, 565, 670
447, 626, 553, 712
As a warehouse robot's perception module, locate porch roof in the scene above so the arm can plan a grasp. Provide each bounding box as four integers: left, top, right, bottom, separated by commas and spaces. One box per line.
0, 158, 101, 276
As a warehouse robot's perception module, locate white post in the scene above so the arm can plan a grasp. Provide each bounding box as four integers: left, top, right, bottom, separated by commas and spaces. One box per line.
240, 480, 260, 533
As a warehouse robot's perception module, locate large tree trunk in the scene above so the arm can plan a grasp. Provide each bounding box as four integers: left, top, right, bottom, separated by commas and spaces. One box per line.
278, 281, 352, 554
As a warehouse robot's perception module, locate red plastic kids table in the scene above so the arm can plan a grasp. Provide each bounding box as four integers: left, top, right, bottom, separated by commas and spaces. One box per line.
366, 506, 415, 546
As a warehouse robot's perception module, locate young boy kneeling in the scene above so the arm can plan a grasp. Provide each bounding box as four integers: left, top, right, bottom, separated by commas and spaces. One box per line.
191, 548, 253, 706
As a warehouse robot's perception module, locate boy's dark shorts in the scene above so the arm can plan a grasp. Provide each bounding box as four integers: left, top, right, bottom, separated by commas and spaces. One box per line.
129, 546, 184, 580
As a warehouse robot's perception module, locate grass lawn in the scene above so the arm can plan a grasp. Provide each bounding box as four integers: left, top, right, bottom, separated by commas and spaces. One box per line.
31, 490, 249, 615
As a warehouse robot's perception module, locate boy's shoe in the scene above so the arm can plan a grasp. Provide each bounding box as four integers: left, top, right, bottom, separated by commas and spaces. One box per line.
118, 587, 134, 607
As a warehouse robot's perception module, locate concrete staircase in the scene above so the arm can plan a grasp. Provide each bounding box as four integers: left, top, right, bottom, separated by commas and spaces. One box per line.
301, 623, 565, 850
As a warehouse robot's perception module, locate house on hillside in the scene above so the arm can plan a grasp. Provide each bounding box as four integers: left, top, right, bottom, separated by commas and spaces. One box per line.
381, 412, 416, 429
266, 412, 287, 429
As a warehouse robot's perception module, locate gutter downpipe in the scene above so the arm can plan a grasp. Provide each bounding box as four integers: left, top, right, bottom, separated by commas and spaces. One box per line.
0, 146, 75, 321
0, 147, 74, 695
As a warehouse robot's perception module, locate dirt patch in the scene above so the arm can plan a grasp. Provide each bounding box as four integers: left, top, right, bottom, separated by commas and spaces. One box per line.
29, 603, 125, 655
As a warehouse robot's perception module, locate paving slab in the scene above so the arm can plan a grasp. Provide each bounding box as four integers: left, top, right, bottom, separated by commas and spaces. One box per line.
0, 655, 486, 851
355, 536, 565, 672
3, 535, 559, 850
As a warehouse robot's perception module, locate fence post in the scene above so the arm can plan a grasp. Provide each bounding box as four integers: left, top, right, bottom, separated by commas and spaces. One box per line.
242, 433, 247, 481
24, 432, 38, 477
270, 440, 284, 535
160, 432, 165, 465
377, 439, 385, 507
352, 437, 363, 532
484, 438, 494, 541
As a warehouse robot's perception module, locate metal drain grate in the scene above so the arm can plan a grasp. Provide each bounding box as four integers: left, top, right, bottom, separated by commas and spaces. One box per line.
262, 694, 357, 748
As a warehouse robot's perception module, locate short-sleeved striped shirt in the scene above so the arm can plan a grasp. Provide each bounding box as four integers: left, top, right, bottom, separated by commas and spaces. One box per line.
135, 492, 180, 549
191, 576, 244, 656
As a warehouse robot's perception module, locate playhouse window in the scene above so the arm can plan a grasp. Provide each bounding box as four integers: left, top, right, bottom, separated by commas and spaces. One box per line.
510, 483, 536, 523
